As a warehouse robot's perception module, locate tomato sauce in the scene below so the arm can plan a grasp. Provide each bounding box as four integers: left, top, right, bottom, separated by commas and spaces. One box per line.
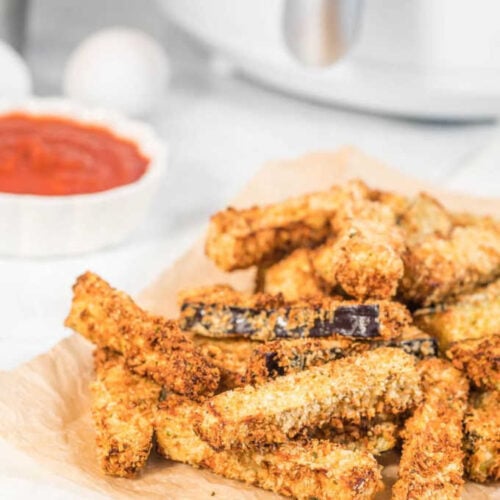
0, 113, 149, 195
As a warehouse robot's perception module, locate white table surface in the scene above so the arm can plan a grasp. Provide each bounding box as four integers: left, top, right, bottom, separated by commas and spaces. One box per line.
1, 1, 499, 498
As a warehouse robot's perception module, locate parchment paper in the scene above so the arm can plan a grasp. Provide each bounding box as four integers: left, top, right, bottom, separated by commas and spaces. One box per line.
0, 147, 498, 499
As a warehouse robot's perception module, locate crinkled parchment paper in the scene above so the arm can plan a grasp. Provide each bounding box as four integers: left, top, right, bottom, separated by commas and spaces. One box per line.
0, 148, 498, 499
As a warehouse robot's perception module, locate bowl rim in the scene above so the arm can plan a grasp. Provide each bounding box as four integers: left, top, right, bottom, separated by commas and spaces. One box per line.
0, 97, 168, 204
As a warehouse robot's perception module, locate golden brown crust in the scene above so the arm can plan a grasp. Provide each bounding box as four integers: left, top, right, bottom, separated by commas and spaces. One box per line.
245, 336, 361, 385
194, 348, 422, 451
451, 212, 500, 231
414, 279, 500, 349
446, 335, 500, 390
260, 247, 329, 300
399, 225, 500, 306
155, 395, 384, 500
179, 285, 411, 341
192, 336, 255, 390
65, 271, 220, 399
464, 391, 500, 483
311, 419, 401, 456
318, 199, 405, 300
399, 192, 453, 244
392, 358, 469, 500
245, 327, 437, 385
90, 349, 161, 478
205, 185, 348, 272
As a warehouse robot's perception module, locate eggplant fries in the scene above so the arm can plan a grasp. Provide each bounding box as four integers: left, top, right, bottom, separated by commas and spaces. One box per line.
65, 177, 500, 498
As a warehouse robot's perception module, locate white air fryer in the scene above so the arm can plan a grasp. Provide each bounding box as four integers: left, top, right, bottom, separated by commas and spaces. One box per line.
158, 0, 500, 120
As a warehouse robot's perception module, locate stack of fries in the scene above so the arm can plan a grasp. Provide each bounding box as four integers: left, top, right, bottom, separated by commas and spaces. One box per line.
65, 179, 499, 499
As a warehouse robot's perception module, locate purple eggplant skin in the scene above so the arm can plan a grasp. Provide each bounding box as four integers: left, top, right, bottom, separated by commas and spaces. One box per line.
180, 302, 382, 340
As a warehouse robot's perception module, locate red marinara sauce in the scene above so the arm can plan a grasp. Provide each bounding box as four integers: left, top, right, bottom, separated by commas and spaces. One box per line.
0, 113, 149, 195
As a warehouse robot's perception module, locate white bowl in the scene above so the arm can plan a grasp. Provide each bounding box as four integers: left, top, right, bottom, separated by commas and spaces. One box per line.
0, 98, 167, 257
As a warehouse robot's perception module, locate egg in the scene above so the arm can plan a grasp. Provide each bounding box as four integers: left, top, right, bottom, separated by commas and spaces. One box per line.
63, 28, 170, 117
0, 41, 32, 99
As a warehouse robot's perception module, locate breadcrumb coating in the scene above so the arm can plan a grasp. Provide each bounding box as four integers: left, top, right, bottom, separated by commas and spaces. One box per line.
192, 336, 254, 391
451, 212, 500, 231
260, 247, 328, 300
245, 327, 437, 385
367, 189, 410, 219
65, 271, 220, 399
399, 193, 453, 244
446, 335, 500, 390
414, 279, 500, 348
156, 395, 384, 500
205, 181, 367, 272
313, 223, 404, 300
464, 391, 500, 483
400, 225, 500, 306
311, 419, 401, 456
392, 358, 469, 500
179, 285, 411, 341
194, 347, 422, 451
318, 200, 405, 300
90, 349, 161, 478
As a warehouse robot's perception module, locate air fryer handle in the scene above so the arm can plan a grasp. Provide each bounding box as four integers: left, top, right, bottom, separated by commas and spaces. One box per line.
283, 0, 363, 67
0, 0, 30, 53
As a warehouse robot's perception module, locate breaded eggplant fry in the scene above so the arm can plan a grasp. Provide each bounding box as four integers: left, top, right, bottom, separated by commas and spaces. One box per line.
194, 348, 422, 450
192, 336, 255, 390
179, 285, 411, 341
451, 212, 500, 231
312, 419, 401, 456
392, 358, 469, 500
65, 272, 220, 399
156, 395, 383, 500
399, 225, 500, 306
381, 326, 439, 358
368, 189, 409, 218
260, 247, 328, 300
313, 226, 404, 300
464, 390, 500, 483
446, 335, 500, 390
398, 193, 453, 244
317, 201, 405, 300
90, 348, 161, 478
245, 327, 437, 385
205, 180, 370, 271
414, 278, 500, 348
246, 336, 361, 384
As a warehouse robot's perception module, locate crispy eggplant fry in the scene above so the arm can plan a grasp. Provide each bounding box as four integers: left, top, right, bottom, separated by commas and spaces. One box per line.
260, 247, 328, 300
399, 225, 500, 306
179, 285, 411, 341
414, 278, 500, 348
317, 200, 405, 300
446, 335, 500, 391
312, 419, 401, 456
392, 358, 469, 500
398, 192, 453, 244
194, 348, 421, 451
90, 348, 161, 478
205, 180, 370, 271
245, 327, 437, 385
313, 226, 404, 301
156, 395, 384, 500
451, 212, 500, 231
65, 272, 220, 399
368, 189, 409, 217
464, 390, 500, 483
246, 336, 361, 385
192, 336, 255, 390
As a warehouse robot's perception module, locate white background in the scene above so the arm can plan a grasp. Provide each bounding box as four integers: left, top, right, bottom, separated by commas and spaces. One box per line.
0, 0, 499, 497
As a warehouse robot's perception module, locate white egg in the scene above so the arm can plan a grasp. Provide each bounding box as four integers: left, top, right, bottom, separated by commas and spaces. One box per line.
0, 41, 32, 99
63, 28, 170, 117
